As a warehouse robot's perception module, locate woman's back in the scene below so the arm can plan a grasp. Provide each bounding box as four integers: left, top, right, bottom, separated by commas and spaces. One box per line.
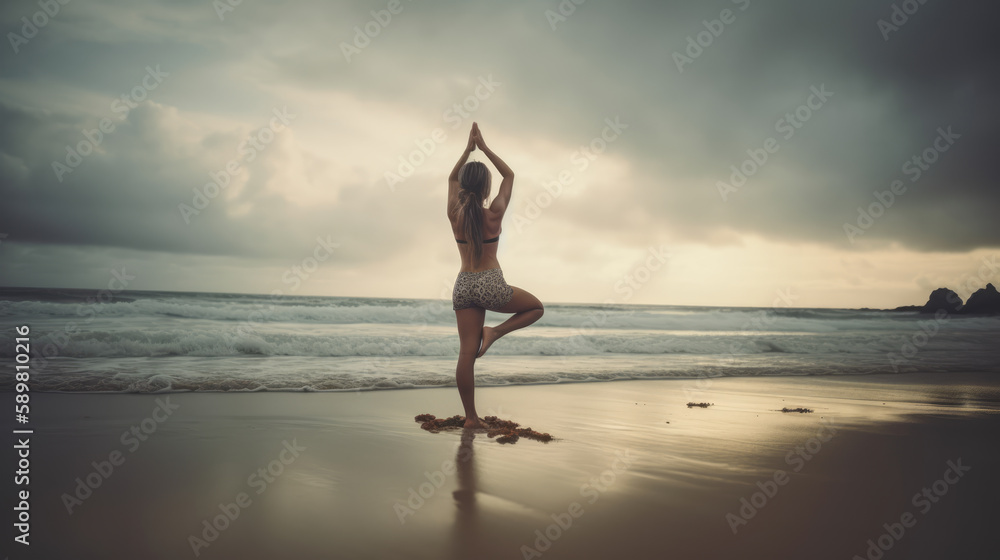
447, 124, 514, 271
451, 207, 503, 272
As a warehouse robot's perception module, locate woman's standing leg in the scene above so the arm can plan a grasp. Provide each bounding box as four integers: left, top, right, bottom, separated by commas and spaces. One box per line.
478, 287, 544, 357
455, 306, 487, 428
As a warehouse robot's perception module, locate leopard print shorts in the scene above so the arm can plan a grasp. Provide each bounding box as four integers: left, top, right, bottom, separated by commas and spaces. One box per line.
452, 268, 515, 311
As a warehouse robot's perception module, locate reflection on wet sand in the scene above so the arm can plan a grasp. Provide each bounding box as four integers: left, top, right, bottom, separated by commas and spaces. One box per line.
450, 429, 481, 559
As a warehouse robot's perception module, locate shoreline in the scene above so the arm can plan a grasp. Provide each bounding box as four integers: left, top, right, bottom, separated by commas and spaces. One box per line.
19, 369, 1000, 396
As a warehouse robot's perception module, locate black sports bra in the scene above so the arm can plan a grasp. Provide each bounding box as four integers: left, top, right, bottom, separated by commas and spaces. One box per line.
455, 235, 500, 244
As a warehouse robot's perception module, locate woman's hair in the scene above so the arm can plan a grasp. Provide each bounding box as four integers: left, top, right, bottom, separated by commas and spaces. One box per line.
457, 161, 492, 263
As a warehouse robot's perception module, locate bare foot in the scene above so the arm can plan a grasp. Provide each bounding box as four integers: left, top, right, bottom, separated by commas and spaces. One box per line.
463, 417, 485, 429
477, 326, 501, 358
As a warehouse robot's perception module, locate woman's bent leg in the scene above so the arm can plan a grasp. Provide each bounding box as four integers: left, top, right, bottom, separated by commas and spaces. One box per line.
478, 287, 544, 358
455, 307, 486, 428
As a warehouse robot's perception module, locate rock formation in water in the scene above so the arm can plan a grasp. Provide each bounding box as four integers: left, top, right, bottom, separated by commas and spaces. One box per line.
963, 283, 1000, 314
919, 288, 964, 314
895, 284, 1000, 315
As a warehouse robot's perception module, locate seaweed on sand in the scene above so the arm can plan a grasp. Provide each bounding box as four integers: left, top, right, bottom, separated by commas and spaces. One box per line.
414, 414, 553, 444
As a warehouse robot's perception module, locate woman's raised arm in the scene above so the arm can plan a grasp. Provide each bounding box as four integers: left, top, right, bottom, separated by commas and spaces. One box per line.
474, 124, 514, 213
447, 125, 477, 217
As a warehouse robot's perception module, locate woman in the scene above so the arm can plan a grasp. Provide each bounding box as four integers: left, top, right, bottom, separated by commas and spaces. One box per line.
447, 122, 544, 429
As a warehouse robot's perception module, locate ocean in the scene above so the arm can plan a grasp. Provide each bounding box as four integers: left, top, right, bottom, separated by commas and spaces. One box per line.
1, 287, 998, 393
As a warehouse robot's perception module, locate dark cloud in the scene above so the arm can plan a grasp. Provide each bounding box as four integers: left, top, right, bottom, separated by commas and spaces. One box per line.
1, 0, 997, 281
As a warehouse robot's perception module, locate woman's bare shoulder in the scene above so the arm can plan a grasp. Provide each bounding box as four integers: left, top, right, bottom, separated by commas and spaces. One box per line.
484, 205, 506, 221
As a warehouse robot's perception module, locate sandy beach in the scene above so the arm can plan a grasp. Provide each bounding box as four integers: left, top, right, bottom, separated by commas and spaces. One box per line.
2, 373, 996, 560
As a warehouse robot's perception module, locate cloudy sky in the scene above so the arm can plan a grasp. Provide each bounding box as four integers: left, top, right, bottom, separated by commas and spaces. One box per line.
1, 0, 997, 308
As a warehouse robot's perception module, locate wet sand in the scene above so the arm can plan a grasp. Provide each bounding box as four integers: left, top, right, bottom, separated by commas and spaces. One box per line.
5, 373, 999, 559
